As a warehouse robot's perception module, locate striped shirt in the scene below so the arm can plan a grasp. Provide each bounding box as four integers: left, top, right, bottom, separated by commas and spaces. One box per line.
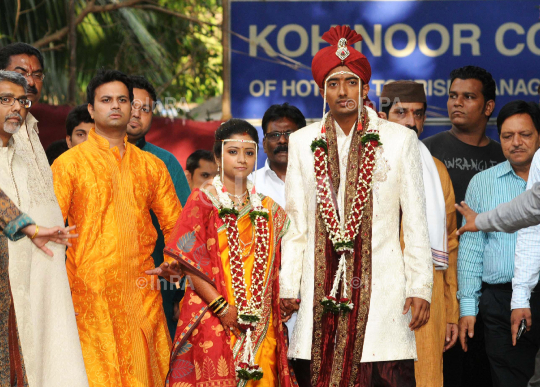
512, 151, 540, 309
457, 160, 527, 317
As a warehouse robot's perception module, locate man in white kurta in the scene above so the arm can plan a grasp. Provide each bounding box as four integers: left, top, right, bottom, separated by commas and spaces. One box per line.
0, 63, 88, 385
280, 26, 433, 387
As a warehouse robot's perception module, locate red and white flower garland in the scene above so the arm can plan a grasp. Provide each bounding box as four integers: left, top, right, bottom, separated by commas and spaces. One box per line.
311, 114, 381, 313
212, 175, 268, 380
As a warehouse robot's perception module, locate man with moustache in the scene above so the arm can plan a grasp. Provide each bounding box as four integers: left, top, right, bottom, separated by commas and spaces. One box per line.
380, 80, 459, 387
457, 101, 540, 387
126, 75, 191, 338
0, 70, 88, 386
280, 26, 432, 387
185, 149, 218, 190
52, 70, 183, 387
423, 66, 505, 387
252, 103, 306, 207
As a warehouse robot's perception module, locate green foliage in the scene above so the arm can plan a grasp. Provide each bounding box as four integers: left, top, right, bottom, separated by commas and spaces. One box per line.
0, 0, 222, 105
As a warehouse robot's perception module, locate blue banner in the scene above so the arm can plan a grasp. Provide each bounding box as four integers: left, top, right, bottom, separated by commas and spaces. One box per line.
230, 0, 540, 125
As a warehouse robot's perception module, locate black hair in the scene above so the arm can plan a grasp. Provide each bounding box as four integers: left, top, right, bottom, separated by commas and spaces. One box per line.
0, 43, 44, 71
45, 139, 69, 166
66, 104, 94, 137
86, 69, 133, 105
449, 66, 496, 118
496, 100, 540, 136
381, 101, 427, 119
129, 75, 157, 102
261, 103, 307, 134
186, 149, 215, 175
213, 119, 259, 158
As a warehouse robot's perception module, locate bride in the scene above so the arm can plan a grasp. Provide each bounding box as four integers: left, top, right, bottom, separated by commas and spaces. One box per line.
162, 119, 296, 386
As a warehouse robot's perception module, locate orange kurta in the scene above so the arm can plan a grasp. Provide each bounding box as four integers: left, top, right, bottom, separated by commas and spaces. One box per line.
402, 157, 459, 387
52, 129, 182, 387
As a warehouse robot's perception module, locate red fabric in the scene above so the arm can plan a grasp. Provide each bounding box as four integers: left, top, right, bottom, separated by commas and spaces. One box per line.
30, 103, 221, 169
311, 25, 372, 88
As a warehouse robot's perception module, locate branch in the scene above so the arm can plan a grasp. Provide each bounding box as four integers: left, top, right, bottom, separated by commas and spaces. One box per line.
13, 0, 21, 39
33, 0, 149, 48
20, 0, 46, 15
132, 4, 220, 28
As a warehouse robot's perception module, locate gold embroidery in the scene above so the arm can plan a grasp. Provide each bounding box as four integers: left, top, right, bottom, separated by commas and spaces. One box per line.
202, 357, 216, 379
189, 293, 202, 305
199, 341, 214, 353
211, 325, 224, 337
217, 356, 229, 377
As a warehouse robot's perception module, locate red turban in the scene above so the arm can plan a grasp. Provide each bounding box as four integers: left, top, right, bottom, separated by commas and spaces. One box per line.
311, 26, 372, 88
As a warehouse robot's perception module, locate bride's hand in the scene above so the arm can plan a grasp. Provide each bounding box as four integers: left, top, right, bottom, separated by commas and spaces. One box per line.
219, 304, 241, 337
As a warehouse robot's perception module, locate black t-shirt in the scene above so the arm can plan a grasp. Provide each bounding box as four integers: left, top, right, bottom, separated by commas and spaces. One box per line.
423, 131, 506, 227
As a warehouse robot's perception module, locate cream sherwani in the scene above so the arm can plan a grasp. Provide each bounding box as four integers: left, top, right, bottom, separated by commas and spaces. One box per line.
0, 114, 89, 386
280, 107, 433, 362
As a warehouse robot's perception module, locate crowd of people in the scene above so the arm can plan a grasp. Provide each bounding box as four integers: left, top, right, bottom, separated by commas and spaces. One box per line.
0, 24, 540, 387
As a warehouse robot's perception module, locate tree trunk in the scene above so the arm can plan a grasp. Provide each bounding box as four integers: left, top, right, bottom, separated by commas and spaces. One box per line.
67, 0, 77, 105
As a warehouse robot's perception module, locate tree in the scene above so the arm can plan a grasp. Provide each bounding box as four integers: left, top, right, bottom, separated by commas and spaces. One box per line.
0, 0, 223, 106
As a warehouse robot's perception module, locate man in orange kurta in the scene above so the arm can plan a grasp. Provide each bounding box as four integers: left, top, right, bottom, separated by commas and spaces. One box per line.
51, 70, 182, 387
381, 81, 460, 387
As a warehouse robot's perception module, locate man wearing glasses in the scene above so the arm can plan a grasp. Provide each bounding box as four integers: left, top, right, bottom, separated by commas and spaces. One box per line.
126, 75, 191, 340
0, 70, 89, 385
252, 102, 306, 207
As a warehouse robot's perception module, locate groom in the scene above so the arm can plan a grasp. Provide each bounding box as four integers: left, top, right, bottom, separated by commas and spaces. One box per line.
280, 26, 433, 387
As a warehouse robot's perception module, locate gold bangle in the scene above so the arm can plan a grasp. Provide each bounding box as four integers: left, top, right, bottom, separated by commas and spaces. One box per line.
210, 298, 227, 312
30, 225, 39, 239
213, 300, 228, 314
209, 296, 225, 308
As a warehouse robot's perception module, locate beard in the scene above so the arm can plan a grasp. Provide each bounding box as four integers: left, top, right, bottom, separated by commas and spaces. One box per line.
3, 113, 23, 134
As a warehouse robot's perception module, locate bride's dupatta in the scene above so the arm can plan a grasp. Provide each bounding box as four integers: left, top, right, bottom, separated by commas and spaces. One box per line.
164, 189, 296, 387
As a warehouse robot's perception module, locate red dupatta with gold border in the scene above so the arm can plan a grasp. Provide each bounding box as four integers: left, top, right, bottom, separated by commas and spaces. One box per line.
164, 189, 296, 387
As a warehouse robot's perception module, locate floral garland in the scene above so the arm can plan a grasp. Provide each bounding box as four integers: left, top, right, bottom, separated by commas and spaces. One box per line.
212, 175, 269, 380
311, 112, 381, 314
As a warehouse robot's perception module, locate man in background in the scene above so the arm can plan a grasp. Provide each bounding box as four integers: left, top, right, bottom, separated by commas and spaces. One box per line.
126, 75, 190, 339
457, 101, 540, 387
380, 80, 459, 387
423, 65, 506, 387
252, 102, 306, 207
66, 104, 94, 149
185, 149, 217, 190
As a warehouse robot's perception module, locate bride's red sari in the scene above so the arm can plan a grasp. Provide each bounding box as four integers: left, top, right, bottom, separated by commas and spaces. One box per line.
164, 189, 297, 387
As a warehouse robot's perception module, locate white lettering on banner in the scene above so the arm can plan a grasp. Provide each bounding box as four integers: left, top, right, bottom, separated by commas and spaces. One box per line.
249, 25, 277, 56
250, 78, 540, 98
354, 25, 383, 57
453, 24, 481, 56
248, 22, 539, 58
496, 23, 526, 56
385, 24, 416, 57
249, 80, 265, 97
277, 24, 309, 57
527, 23, 540, 55
418, 24, 450, 57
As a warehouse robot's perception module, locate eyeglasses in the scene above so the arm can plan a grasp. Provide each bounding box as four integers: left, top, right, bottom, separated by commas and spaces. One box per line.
14, 69, 45, 82
0, 96, 32, 109
265, 131, 293, 142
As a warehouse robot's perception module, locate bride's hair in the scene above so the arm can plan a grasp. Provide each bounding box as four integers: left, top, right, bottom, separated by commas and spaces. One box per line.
213, 118, 259, 158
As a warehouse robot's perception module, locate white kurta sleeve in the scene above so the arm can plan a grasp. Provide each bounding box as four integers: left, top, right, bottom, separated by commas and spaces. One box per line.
399, 130, 433, 302
280, 134, 308, 298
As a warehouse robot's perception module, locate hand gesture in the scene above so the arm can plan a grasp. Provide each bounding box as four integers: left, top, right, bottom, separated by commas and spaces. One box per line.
280, 298, 300, 322
458, 316, 476, 352
444, 323, 459, 351
219, 304, 241, 337
455, 202, 479, 236
403, 297, 430, 330
511, 308, 532, 346
145, 260, 183, 283
22, 224, 78, 257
